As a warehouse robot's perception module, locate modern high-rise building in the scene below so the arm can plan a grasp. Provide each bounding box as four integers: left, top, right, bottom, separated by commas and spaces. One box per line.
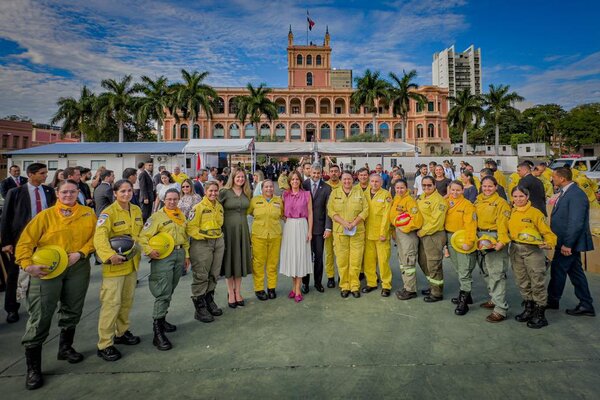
432, 45, 482, 101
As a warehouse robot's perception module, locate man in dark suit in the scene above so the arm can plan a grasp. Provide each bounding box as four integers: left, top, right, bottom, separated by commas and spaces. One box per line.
194, 169, 208, 197
0, 163, 56, 323
138, 161, 155, 221
1, 165, 28, 198
123, 168, 140, 207
93, 169, 115, 215
301, 163, 332, 294
517, 161, 547, 216
547, 167, 595, 316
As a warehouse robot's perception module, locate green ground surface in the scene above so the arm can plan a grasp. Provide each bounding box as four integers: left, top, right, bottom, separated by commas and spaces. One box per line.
1, 251, 600, 399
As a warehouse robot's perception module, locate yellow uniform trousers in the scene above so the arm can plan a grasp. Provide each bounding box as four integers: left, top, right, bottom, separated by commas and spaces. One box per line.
324, 235, 336, 279
394, 229, 420, 293
418, 231, 446, 297
333, 232, 365, 292
97, 271, 137, 350
251, 235, 282, 292
364, 239, 392, 289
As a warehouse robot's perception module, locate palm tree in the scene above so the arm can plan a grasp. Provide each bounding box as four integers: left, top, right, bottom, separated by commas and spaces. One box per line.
448, 89, 484, 156
97, 75, 137, 142
134, 75, 171, 142
235, 83, 279, 139
351, 69, 389, 136
481, 84, 524, 155
388, 70, 427, 142
171, 69, 217, 139
50, 86, 95, 142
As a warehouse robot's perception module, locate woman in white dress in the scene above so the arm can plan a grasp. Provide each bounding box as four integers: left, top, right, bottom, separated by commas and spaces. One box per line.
279, 171, 313, 302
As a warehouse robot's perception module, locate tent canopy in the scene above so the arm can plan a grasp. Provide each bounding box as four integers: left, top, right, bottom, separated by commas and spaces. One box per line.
183, 138, 254, 154
255, 142, 316, 154
316, 142, 417, 155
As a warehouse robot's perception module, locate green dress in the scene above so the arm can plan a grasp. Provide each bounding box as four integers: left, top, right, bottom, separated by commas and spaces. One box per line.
219, 188, 252, 278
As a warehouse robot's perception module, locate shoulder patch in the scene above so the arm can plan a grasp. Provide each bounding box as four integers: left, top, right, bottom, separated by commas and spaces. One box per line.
472, 212, 477, 221
503, 210, 511, 218
438, 204, 447, 211
188, 211, 195, 221
411, 207, 418, 214
97, 216, 107, 226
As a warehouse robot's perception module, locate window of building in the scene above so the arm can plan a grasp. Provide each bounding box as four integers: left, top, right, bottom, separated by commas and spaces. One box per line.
416, 103, 423, 113
193, 124, 200, 139
260, 123, 270, 137
416, 124, 424, 138
320, 123, 331, 140
393, 123, 402, 139
428, 102, 434, 112
228, 97, 238, 114
213, 123, 224, 138
245, 123, 256, 137
307, 72, 313, 86
437, 101, 441, 112
91, 160, 106, 171
180, 124, 188, 139
428, 123, 434, 138
1, 135, 8, 148
365, 123, 373, 134
290, 123, 301, 140
292, 106, 300, 114
350, 123, 360, 136
47, 160, 58, 171
172, 125, 177, 138
316, 55, 322, 65
276, 123, 286, 138
23, 160, 34, 170
22, 136, 29, 148
12, 136, 19, 148
335, 107, 342, 114
215, 97, 225, 114
335, 123, 345, 140
297, 54, 303, 65
307, 55, 312, 65
229, 123, 240, 138
379, 122, 389, 137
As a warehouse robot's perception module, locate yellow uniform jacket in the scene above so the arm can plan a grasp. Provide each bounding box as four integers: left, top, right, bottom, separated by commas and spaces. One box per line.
389, 192, 423, 233
365, 188, 392, 240
186, 196, 224, 240
327, 185, 369, 234
417, 191, 447, 236
326, 180, 341, 190
445, 195, 477, 244
277, 174, 290, 191
248, 195, 283, 239
507, 172, 521, 201
139, 208, 190, 258
508, 201, 557, 247
494, 169, 507, 190
474, 192, 511, 245
172, 172, 189, 185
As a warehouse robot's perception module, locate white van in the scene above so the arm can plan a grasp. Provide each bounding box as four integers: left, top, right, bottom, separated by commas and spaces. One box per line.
548, 157, 599, 172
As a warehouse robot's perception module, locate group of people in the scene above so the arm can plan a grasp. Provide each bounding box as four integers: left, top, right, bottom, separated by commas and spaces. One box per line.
0, 157, 596, 391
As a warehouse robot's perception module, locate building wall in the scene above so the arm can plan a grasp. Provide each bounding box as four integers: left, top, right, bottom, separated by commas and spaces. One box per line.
331, 69, 352, 88
0, 119, 33, 174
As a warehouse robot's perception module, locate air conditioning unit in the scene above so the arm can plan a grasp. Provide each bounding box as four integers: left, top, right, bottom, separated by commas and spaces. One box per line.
155, 155, 167, 163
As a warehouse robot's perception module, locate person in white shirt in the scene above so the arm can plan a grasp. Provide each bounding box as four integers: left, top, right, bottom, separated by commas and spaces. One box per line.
443, 160, 456, 180
413, 164, 429, 197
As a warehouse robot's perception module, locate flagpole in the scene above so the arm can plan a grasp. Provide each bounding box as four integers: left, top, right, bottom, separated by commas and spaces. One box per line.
306, 10, 309, 45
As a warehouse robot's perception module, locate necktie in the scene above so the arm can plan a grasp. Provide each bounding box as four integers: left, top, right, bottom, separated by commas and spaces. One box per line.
312, 182, 317, 197
15, 177, 20, 187
34, 187, 42, 214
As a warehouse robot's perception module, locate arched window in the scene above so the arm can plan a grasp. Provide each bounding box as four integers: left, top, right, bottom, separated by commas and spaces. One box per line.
244, 123, 256, 138
379, 123, 389, 137
428, 123, 435, 138
316, 55, 322, 65
260, 123, 270, 137
172, 124, 177, 138
275, 98, 286, 114
229, 123, 240, 138
290, 123, 301, 140
297, 54, 303, 65
320, 123, 331, 140
365, 123, 373, 134
193, 124, 200, 139
275, 123, 286, 138
393, 123, 402, 139
213, 123, 224, 138
228, 97, 238, 114
180, 124, 188, 139
305, 98, 316, 113
416, 124, 424, 138
307, 72, 313, 86
215, 97, 225, 114
335, 123, 345, 140
350, 123, 360, 136
307, 55, 312, 65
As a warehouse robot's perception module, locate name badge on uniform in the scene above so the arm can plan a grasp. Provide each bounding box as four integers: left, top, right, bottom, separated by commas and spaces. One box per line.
114, 221, 126, 226
376, 199, 384, 203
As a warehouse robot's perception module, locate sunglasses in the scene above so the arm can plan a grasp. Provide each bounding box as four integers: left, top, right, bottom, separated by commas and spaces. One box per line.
182, 185, 191, 188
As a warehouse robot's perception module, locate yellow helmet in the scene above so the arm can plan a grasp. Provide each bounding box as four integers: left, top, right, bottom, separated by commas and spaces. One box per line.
477, 234, 497, 250
450, 230, 477, 254
32, 245, 68, 280
148, 232, 175, 260
518, 228, 543, 244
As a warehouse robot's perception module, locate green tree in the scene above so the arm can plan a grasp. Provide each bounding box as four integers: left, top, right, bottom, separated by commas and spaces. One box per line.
448, 89, 484, 156
50, 86, 96, 142
351, 69, 389, 136
134, 75, 171, 142
481, 84, 524, 154
522, 104, 566, 143
388, 70, 427, 142
171, 69, 217, 139
235, 83, 279, 139
560, 103, 600, 149
96, 75, 137, 142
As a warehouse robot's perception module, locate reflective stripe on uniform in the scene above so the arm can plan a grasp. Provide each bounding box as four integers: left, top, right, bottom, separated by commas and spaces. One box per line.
426, 276, 444, 286
401, 266, 416, 275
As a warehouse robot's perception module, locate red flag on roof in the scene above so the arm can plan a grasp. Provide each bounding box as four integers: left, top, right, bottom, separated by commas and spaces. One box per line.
307, 11, 315, 31
196, 153, 201, 170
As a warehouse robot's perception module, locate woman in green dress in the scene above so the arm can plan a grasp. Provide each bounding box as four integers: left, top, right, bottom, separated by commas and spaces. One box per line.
219, 167, 253, 308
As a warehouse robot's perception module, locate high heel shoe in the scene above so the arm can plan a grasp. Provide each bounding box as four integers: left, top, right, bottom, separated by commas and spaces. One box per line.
288, 291, 295, 299
236, 299, 245, 307
228, 294, 237, 309
294, 294, 303, 303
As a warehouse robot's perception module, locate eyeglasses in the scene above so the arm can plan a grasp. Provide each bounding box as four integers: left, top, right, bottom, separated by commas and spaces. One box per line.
59, 190, 78, 195
422, 184, 434, 188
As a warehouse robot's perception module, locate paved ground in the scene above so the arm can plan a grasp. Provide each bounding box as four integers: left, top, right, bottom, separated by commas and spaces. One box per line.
1, 249, 600, 399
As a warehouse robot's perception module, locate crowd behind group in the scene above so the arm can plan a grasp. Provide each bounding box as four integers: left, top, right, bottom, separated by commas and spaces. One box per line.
0, 155, 596, 391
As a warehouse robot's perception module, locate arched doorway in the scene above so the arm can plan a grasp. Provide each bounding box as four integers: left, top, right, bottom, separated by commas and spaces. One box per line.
306, 123, 316, 142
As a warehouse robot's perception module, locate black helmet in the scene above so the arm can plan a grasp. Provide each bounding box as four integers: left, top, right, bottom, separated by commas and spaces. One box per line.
109, 235, 137, 261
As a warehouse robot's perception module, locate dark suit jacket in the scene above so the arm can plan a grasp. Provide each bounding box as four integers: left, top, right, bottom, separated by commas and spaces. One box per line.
0, 184, 57, 246
194, 180, 205, 197
551, 183, 593, 252
93, 182, 114, 215
0, 176, 28, 198
138, 170, 155, 203
520, 174, 547, 216
78, 181, 93, 206
302, 178, 332, 235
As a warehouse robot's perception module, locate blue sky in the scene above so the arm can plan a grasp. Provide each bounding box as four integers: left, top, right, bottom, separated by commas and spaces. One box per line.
0, 0, 599, 124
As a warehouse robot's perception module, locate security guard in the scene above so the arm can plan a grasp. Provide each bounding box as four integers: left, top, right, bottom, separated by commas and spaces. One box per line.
186, 181, 225, 323
94, 179, 143, 361
248, 179, 283, 300
15, 179, 96, 390
509, 186, 557, 329
416, 176, 447, 302
475, 176, 511, 323
362, 174, 393, 296
327, 171, 369, 298
389, 179, 423, 300
445, 181, 477, 315
324, 164, 341, 287
139, 188, 190, 351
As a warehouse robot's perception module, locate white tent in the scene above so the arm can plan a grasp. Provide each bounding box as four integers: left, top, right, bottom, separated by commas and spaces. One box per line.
316, 142, 417, 155
255, 142, 317, 155
182, 138, 256, 172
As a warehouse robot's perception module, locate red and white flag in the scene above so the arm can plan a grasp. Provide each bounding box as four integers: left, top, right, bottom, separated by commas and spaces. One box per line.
196, 153, 201, 170
307, 11, 315, 31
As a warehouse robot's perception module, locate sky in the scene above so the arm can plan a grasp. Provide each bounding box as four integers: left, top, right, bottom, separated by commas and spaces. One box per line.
0, 0, 599, 124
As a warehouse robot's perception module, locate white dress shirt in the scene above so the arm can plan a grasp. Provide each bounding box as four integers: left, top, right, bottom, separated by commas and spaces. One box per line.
27, 183, 48, 218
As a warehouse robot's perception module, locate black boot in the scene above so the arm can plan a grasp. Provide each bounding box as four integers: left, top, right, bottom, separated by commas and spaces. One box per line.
452, 292, 473, 305
527, 304, 549, 329
25, 346, 43, 390
152, 319, 172, 351
206, 291, 223, 316
454, 291, 470, 316
163, 319, 177, 333
57, 327, 84, 363
515, 300, 535, 322
192, 296, 214, 323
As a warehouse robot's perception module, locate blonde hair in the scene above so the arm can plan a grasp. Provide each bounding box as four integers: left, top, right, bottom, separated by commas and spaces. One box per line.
223, 167, 252, 198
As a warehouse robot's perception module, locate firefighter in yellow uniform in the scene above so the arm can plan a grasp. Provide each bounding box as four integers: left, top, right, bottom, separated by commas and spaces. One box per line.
389, 179, 423, 300
507, 172, 521, 201
138, 188, 190, 351
532, 166, 554, 198
277, 169, 290, 191
362, 174, 393, 296
573, 169, 600, 208
416, 176, 447, 302
248, 180, 284, 300
171, 166, 189, 185
445, 181, 477, 315
327, 171, 369, 297
94, 180, 143, 362
324, 164, 341, 287
508, 186, 557, 329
